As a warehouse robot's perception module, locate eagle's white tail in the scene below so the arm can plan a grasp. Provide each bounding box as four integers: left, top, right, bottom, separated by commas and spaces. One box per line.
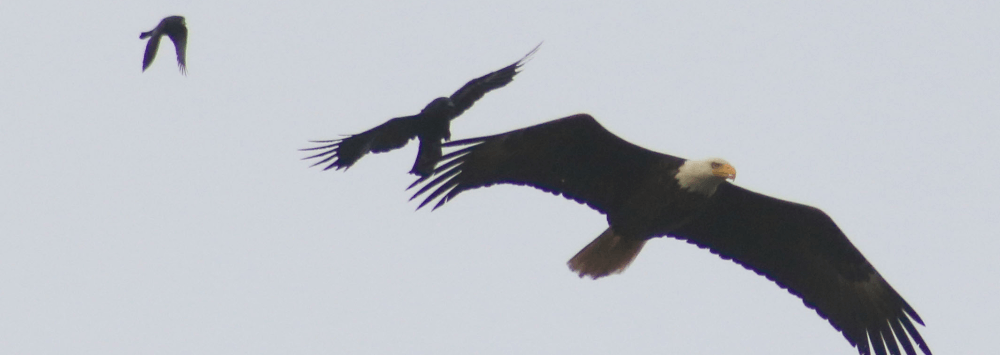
568, 228, 647, 279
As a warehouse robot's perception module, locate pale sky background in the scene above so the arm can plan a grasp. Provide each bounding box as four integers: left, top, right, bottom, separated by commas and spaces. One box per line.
1, 1, 997, 354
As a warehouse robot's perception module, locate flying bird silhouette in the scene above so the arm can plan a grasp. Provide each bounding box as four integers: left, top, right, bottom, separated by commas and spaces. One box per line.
410, 114, 932, 355
139, 16, 187, 74
303, 43, 541, 177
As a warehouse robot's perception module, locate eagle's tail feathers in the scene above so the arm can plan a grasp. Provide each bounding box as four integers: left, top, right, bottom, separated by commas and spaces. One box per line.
568, 228, 647, 279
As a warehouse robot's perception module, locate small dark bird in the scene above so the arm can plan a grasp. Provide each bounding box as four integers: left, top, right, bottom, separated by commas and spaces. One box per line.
139, 16, 187, 74
303, 43, 541, 177
410, 114, 931, 355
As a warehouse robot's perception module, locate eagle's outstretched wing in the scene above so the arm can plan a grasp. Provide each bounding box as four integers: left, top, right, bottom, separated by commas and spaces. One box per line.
410, 114, 676, 211
670, 184, 931, 355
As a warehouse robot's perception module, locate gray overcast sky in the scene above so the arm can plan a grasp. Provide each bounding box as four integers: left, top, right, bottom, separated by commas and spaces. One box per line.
1, 1, 997, 354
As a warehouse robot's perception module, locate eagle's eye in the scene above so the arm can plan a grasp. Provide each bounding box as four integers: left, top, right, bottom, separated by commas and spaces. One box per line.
710, 162, 722, 169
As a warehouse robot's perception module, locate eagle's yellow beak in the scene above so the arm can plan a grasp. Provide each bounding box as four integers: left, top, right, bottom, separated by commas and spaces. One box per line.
713, 163, 737, 181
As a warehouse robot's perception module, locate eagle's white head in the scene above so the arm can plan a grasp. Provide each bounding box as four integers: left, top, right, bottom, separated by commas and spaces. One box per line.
675, 158, 737, 196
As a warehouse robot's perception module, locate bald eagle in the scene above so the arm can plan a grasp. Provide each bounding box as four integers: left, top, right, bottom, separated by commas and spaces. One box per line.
410, 114, 931, 355
303, 43, 541, 177
140, 16, 187, 75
